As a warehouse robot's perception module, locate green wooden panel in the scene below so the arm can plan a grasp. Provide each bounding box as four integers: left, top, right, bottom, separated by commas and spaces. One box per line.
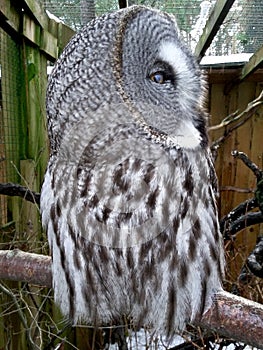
41, 29, 58, 59
240, 44, 263, 81
23, 13, 41, 46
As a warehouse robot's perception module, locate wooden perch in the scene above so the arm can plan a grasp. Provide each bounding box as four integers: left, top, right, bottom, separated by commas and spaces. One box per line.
0, 249, 262, 349
200, 291, 263, 349
0, 249, 52, 287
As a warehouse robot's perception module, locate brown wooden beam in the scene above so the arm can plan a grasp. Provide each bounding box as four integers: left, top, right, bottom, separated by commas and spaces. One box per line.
195, 0, 236, 59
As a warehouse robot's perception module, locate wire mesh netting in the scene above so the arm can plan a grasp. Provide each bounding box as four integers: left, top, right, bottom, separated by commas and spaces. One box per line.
40, 0, 263, 57
0, 28, 22, 225
206, 0, 263, 56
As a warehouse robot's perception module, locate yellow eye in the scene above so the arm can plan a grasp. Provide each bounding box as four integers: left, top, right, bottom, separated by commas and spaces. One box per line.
150, 72, 165, 84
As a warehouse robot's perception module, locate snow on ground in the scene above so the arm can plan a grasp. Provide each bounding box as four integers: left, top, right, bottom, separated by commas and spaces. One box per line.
108, 329, 185, 349
108, 328, 258, 349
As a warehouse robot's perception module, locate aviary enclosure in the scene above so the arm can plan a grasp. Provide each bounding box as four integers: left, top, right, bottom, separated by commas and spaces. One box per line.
0, 0, 262, 349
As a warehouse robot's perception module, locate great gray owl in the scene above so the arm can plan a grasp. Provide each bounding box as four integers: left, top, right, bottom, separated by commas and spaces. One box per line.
41, 5, 225, 342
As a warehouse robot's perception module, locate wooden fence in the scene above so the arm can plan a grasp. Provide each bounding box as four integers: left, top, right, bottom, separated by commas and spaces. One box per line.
207, 68, 263, 294
0, 0, 74, 231
0, 1, 74, 348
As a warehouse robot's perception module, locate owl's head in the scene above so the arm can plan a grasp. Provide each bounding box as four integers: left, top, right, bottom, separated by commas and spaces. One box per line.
47, 6, 208, 153
113, 6, 208, 147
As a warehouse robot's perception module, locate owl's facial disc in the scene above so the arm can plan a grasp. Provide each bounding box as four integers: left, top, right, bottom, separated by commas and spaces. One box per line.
158, 41, 201, 112
118, 9, 207, 148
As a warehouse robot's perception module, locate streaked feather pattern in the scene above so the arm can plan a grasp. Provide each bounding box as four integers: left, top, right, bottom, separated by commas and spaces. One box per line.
41, 5, 224, 342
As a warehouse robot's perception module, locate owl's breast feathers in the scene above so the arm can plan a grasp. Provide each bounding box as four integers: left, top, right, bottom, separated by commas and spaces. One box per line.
41, 122, 224, 335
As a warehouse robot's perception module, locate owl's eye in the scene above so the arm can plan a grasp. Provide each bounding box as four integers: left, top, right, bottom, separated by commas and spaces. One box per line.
150, 72, 166, 84
149, 62, 176, 85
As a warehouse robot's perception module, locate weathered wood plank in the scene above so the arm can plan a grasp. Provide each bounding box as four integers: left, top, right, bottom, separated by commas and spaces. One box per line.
208, 72, 263, 282
240, 45, 263, 81
233, 82, 255, 206
40, 28, 58, 59
208, 83, 226, 217
247, 82, 263, 242
57, 21, 75, 56
218, 85, 239, 216
22, 43, 49, 188
195, 0, 236, 58
23, 0, 49, 31
230, 83, 258, 277
0, 0, 20, 35
22, 13, 41, 46
1, 0, 74, 60
0, 0, 10, 20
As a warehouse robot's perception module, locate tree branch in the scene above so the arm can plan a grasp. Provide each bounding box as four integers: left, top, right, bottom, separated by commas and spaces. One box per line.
246, 236, 263, 278
210, 109, 256, 154
220, 152, 263, 240
0, 249, 52, 287
0, 249, 262, 348
222, 211, 263, 238
199, 290, 263, 349
0, 182, 40, 204
231, 150, 263, 180
220, 198, 257, 235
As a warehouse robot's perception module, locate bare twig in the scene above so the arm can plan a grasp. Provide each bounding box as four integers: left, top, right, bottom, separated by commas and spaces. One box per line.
209, 90, 263, 131
220, 186, 254, 193
0, 249, 263, 349
238, 264, 253, 285
210, 108, 256, 152
0, 282, 38, 349
0, 282, 29, 330
220, 152, 263, 240
210, 92, 263, 159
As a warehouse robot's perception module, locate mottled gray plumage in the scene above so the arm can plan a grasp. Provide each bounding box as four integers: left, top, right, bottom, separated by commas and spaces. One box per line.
41, 5, 225, 341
